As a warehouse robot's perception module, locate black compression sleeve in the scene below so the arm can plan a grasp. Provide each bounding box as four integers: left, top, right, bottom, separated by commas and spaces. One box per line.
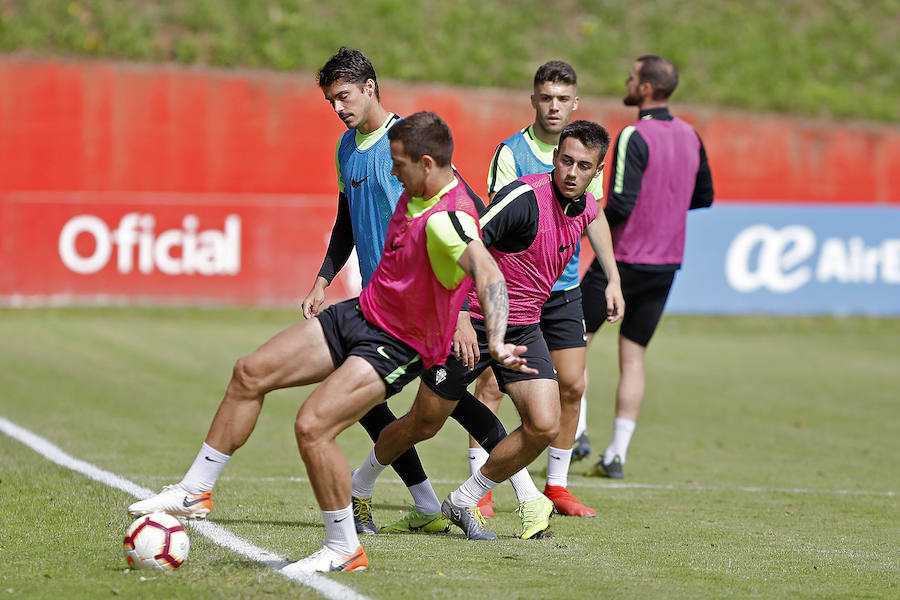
449, 390, 508, 451
317, 191, 355, 284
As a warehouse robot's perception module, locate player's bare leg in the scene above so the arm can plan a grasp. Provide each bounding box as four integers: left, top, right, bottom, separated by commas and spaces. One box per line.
459, 378, 558, 538
543, 346, 595, 516
206, 318, 336, 454
589, 334, 645, 479
571, 332, 595, 462
282, 357, 388, 574
615, 335, 646, 422
550, 347, 586, 450
468, 369, 504, 516
374, 382, 458, 465
444, 378, 560, 540
129, 318, 337, 520
476, 378, 559, 482
294, 356, 388, 510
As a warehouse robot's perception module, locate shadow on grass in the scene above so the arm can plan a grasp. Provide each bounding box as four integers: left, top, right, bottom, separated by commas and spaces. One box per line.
210, 517, 321, 529
372, 501, 410, 511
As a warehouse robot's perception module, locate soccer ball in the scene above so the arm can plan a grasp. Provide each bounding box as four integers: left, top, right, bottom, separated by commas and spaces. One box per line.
123, 512, 190, 571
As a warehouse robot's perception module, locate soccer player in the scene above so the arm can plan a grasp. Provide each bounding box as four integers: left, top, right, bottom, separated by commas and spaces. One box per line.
473, 60, 606, 518
351, 120, 624, 541
299, 47, 509, 536
129, 111, 532, 572
582, 55, 714, 479
299, 47, 459, 534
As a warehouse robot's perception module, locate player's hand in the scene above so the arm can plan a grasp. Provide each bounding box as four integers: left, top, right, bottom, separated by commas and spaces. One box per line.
605, 278, 625, 323
452, 311, 480, 369
301, 278, 328, 320
489, 343, 538, 375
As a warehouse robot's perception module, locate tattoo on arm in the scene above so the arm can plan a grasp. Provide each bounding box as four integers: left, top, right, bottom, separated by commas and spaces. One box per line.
466, 244, 509, 346
482, 279, 508, 343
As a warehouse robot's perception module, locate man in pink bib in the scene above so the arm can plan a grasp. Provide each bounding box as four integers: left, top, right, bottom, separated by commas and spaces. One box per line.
350, 120, 625, 541
128, 112, 531, 572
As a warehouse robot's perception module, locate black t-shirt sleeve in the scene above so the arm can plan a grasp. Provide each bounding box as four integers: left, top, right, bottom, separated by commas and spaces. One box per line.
316, 191, 355, 284
479, 180, 539, 253
690, 135, 714, 209
604, 129, 648, 227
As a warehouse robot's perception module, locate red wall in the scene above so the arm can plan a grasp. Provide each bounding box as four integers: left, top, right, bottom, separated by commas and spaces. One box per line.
2, 57, 898, 306
2, 57, 898, 202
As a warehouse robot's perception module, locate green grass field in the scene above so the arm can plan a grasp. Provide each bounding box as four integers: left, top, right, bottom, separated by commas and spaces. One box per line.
1, 308, 897, 598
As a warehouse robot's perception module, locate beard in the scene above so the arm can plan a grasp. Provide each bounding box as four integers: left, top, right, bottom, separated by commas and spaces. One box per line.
623, 93, 641, 106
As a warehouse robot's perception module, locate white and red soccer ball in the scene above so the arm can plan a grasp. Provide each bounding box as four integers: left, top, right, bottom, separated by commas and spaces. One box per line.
123, 512, 190, 571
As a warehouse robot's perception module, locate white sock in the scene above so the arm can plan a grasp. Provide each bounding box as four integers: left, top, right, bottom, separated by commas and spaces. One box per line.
451, 469, 500, 507
408, 480, 441, 514
509, 468, 542, 502
322, 504, 360, 555
575, 395, 588, 439
604, 418, 636, 464
468, 447, 489, 477
351, 447, 388, 498
180, 442, 230, 494
545, 446, 572, 487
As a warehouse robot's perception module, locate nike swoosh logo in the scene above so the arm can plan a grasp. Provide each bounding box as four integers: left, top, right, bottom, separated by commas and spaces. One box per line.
558, 243, 573, 252
551, 455, 561, 460
333, 516, 347, 523
376, 346, 390, 359
391, 243, 403, 250
351, 175, 369, 188
182, 496, 207, 507
331, 549, 365, 571
204, 456, 219, 462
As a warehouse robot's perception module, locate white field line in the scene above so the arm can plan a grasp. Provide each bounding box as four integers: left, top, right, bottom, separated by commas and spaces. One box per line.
0, 417, 373, 600
215, 476, 897, 498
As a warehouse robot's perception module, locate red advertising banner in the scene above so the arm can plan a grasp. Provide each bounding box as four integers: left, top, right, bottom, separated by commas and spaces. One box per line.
2, 58, 899, 308
0, 191, 359, 307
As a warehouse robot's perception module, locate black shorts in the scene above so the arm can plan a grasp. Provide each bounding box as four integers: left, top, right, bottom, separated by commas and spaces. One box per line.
540, 287, 587, 351
316, 298, 424, 399
422, 319, 556, 401
581, 263, 675, 347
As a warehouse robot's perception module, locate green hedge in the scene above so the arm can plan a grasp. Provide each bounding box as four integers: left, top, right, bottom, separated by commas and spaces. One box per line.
1, 0, 896, 122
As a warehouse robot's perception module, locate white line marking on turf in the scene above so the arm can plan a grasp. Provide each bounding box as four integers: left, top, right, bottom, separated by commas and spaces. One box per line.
0, 417, 373, 600
216, 476, 896, 498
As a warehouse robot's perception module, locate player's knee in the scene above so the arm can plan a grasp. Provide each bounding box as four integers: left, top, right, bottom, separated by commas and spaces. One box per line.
474, 376, 504, 409
409, 413, 443, 441
293, 412, 327, 451
476, 388, 504, 410
229, 355, 264, 397
522, 413, 560, 446
559, 379, 585, 405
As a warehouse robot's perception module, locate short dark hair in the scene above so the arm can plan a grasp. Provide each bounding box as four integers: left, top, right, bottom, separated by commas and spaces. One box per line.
534, 60, 577, 87
388, 111, 454, 167
317, 46, 380, 99
558, 120, 611, 162
636, 55, 678, 100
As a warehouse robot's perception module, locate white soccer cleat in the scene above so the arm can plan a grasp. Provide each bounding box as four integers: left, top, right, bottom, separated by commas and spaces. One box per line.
128, 484, 213, 519
282, 545, 369, 573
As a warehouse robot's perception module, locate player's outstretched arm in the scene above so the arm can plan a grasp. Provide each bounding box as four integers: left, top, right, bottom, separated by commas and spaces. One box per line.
457, 240, 537, 374
585, 216, 625, 323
